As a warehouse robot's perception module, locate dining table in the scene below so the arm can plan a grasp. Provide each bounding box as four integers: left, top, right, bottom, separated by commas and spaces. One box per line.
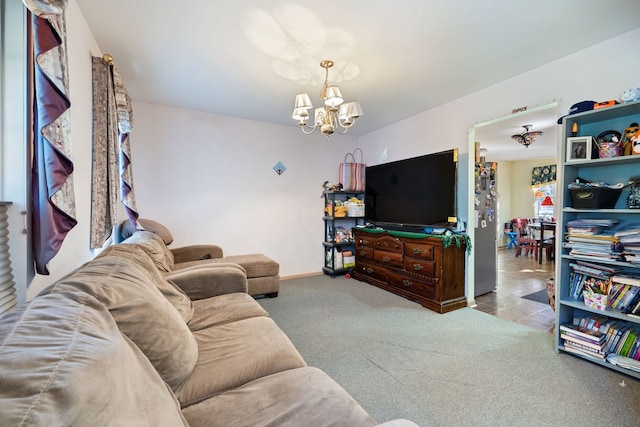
528, 221, 556, 263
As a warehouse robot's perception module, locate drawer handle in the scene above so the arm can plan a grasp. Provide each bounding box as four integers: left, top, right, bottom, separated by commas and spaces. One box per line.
361, 239, 369, 245
402, 279, 412, 287
412, 248, 423, 255
412, 264, 423, 271
382, 256, 391, 262
359, 250, 367, 256
366, 268, 374, 274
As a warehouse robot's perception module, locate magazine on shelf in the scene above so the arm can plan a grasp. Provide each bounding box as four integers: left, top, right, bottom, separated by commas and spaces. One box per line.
614, 223, 640, 237
559, 324, 606, 343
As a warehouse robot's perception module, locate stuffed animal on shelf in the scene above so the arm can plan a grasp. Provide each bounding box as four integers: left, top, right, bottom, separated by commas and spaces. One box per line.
620, 87, 640, 103
322, 180, 343, 195
631, 128, 640, 155
623, 122, 640, 155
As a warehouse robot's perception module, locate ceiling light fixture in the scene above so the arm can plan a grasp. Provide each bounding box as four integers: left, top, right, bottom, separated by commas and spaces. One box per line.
292, 60, 363, 138
512, 124, 543, 148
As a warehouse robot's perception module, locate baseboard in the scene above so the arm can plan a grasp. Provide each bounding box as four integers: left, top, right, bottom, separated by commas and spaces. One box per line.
281, 271, 323, 281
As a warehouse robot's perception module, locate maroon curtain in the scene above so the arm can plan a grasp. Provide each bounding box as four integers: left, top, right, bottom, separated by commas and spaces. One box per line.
30, 11, 77, 274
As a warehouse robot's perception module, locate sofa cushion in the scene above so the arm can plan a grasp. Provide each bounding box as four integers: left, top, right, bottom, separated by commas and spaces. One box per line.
188, 292, 268, 331
39, 245, 198, 397
180, 316, 307, 408
216, 253, 279, 278
182, 367, 375, 427
0, 291, 188, 427
166, 265, 248, 300
121, 217, 174, 245
103, 243, 193, 323
122, 230, 175, 272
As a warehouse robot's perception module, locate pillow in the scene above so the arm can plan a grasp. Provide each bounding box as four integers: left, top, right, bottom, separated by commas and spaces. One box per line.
121, 218, 174, 245
122, 230, 175, 272
39, 245, 198, 397
0, 291, 188, 426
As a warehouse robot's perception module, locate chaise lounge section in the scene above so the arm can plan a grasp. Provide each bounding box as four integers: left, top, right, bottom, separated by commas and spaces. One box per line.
119, 218, 281, 298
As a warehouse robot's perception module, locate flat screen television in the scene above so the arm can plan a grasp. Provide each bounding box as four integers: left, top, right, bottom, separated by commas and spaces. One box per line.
364, 149, 458, 232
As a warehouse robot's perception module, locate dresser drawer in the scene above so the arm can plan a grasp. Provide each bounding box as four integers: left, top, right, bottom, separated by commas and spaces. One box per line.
387, 271, 436, 300
404, 241, 435, 261
354, 260, 387, 282
356, 246, 374, 260
355, 234, 375, 248
374, 250, 404, 268
375, 235, 403, 253
404, 256, 436, 277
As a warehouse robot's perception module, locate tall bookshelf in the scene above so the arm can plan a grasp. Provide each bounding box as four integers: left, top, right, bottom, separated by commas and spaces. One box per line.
555, 100, 640, 379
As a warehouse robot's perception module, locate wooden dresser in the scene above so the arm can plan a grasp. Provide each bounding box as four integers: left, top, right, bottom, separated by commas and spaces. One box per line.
351, 228, 467, 313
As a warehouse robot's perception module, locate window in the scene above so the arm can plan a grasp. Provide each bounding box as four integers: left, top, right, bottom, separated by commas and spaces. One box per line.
1, 0, 29, 305
533, 183, 555, 220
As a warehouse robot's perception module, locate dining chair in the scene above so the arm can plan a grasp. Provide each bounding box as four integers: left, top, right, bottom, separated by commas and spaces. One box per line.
514, 218, 538, 259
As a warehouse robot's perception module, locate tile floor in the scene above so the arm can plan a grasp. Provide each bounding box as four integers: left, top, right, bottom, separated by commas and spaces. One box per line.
473, 247, 556, 333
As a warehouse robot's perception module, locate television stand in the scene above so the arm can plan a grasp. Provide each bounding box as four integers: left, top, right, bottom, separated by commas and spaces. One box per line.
351, 228, 468, 314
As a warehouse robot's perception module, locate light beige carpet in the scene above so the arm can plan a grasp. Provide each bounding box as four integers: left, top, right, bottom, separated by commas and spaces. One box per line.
258, 275, 640, 427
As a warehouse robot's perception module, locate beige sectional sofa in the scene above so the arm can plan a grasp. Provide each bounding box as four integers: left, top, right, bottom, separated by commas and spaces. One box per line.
119, 218, 281, 298
0, 234, 416, 426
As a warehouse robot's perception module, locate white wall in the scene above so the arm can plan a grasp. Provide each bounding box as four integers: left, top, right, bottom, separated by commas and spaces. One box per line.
129, 102, 358, 278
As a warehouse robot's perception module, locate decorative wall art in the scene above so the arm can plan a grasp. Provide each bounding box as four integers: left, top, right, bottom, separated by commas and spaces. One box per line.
273, 161, 286, 175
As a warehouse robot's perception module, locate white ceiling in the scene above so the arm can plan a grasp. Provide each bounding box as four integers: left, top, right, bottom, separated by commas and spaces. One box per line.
75, 0, 640, 156
474, 104, 559, 161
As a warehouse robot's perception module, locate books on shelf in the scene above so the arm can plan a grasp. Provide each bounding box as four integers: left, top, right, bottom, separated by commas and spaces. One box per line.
609, 276, 640, 314
614, 223, 640, 263
560, 323, 606, 343
563, 342, 606, 359
614, 223, 640, 238
561, 318, 640, 363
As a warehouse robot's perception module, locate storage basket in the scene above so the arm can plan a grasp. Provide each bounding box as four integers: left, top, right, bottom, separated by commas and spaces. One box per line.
583, 290, 608, 311
569, 187, 622, 209
334, 206, 348, 217
347, 204, 365, 217
325, 205, 349, 217
597, 141, 623, 158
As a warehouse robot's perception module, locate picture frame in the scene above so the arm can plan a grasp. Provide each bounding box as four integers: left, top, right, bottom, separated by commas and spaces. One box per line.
566, 136, 592, 162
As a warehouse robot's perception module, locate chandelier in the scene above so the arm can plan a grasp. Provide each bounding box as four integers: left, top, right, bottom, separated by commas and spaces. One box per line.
512, 124, 543, 148
292, 60, 363, 137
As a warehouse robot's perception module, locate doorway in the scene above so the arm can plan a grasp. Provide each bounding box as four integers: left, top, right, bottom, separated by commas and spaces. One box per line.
467, 102, 558, 332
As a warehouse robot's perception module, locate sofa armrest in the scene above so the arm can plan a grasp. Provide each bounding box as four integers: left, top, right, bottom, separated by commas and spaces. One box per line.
170, 245, 224, 264
165, 265, 247, 300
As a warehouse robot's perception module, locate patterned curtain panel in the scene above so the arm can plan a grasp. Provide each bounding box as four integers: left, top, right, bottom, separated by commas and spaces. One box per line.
531, 164, 557, 187
23, 0, 77, 274
90, 57, 119, 248
112, 65, 139, 230
90, 56, 139, 248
